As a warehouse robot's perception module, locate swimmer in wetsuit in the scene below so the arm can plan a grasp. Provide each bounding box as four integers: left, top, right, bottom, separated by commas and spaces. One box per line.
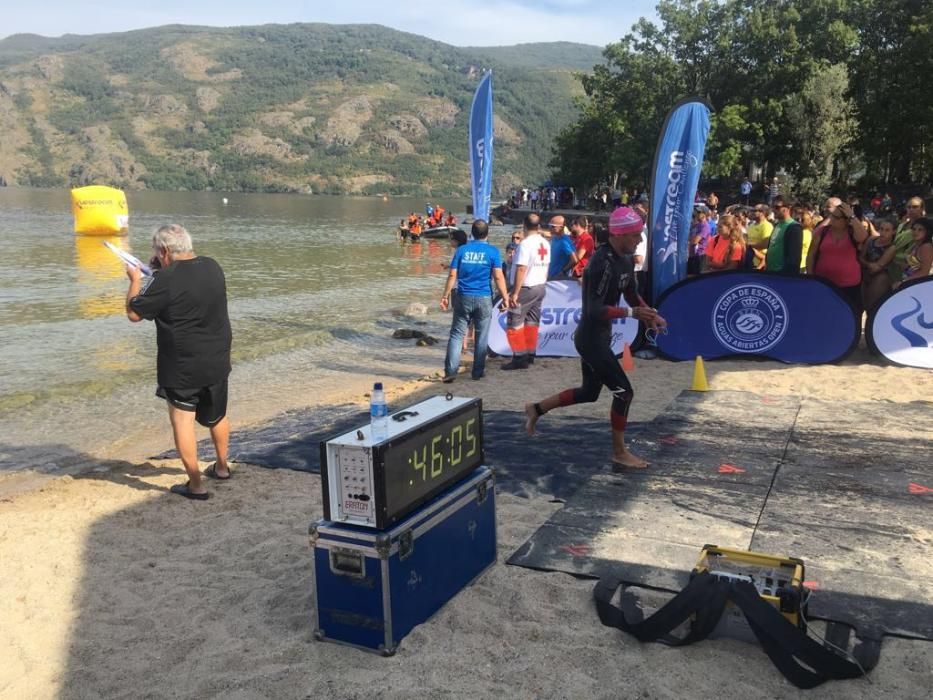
523, 207, 666, 469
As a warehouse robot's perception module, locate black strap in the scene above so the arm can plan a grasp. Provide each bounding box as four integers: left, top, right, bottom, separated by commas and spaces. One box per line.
730, 582, 864, 689
594, 572, 728, 645
594, 574, 866, 689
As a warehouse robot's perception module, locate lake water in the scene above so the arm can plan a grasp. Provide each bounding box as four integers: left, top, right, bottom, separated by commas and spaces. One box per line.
0, 188, 495, 472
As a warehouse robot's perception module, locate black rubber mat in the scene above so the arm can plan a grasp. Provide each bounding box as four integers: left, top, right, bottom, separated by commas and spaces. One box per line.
508, 390, 933, 646
153, 401, 643, 499
751, 398, 933, 642
508, 391, 798, 583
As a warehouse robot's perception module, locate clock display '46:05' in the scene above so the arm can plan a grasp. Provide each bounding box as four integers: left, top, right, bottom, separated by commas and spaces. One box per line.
383, 406, 483, 515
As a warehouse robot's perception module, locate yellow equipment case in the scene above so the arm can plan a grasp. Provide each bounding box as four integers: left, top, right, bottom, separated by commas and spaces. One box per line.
693, 544, 805, 638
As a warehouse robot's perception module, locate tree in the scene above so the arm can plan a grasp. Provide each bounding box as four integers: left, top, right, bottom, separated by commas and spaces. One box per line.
847, 0, 933, 184
550, 18, 685, 191
551, 0, 931, 198
786, 63, 857, 200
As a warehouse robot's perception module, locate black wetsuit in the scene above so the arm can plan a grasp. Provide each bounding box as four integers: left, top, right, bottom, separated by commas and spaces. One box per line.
558, 243, 641, 430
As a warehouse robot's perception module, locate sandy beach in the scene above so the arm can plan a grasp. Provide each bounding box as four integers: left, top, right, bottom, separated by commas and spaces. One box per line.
2, 344, 932, 699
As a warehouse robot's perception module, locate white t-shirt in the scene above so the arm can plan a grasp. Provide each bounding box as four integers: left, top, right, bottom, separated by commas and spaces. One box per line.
634, 233, 648, 272
512, 232, 550, 287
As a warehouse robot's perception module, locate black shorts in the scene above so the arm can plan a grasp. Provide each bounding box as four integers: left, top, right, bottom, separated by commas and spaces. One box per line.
156, 379, 228, 427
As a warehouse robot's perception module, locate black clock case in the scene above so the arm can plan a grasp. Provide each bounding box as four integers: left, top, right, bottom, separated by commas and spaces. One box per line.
320, 397, 484, 529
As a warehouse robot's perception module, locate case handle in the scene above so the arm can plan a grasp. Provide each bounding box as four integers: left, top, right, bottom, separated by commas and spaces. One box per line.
329, 548, 366, 578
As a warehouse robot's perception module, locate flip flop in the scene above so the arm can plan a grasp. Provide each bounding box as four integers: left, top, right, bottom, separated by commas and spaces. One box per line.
170, 482, 209, 500
204, 463, 232, 480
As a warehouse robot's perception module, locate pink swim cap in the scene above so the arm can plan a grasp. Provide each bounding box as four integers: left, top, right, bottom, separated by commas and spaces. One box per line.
608, 206, 644, 236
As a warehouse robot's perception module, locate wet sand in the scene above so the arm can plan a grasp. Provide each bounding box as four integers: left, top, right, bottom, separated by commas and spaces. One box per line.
1, 345, 932, 699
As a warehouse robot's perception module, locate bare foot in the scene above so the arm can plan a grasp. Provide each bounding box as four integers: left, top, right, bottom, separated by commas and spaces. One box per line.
524, 403, 540, 436
611, 449, 649, 469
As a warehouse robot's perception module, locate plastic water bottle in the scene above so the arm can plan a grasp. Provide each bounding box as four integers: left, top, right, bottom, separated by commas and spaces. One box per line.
370, 382, 389, 442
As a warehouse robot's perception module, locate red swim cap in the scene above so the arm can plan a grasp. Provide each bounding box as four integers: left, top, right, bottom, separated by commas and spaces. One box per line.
608, 207, 643, 236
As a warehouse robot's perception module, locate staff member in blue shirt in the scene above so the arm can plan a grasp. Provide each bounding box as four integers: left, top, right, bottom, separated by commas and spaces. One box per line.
547, 214, 577, 279
439, 220, 511, 382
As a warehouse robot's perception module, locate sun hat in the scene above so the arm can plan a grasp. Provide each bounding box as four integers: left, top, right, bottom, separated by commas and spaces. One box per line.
608, 206, 644, 236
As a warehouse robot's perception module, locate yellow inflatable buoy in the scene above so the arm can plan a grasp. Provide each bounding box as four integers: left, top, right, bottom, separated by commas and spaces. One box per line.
71, 185, 129, 235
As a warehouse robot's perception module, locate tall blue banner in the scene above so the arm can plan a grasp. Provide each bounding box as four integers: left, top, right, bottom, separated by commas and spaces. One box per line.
469, 72, 494, 222
649, 97, 711, 302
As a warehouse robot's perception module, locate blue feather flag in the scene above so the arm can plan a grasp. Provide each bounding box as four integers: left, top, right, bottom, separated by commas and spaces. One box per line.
469, 72, 494, 222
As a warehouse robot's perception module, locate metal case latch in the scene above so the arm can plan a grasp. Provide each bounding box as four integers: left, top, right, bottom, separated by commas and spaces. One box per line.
399, 530, 414, 561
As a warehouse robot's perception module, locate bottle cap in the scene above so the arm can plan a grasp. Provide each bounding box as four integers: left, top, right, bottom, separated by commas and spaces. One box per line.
373, 382, 383, 390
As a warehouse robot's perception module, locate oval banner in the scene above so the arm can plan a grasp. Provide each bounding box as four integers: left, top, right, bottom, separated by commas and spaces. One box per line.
488, 280, 639, 357
866, 277, 933, 369
655, 272, 860, 363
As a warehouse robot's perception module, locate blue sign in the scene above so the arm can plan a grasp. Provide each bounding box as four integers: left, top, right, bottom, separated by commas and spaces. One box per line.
866, 277, 933, 368
655, 272, 860, 363
469, 72, 494, 222
649, 98, 712, 302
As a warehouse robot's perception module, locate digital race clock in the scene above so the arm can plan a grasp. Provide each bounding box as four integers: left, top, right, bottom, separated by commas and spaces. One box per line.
321, 395, 484, 529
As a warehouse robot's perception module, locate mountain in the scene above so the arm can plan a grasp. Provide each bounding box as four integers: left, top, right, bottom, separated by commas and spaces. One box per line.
0, 24, 599, 195
462, 42, 605, 71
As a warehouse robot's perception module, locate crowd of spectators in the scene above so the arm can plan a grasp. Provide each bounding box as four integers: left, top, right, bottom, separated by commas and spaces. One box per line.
692, 192, 932, 314
440, 188, 931, 377
500, 188, 931, 316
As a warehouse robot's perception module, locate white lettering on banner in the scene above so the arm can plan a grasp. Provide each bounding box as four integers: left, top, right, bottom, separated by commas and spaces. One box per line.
475, 138, 485, 173
711, 283, 788, 353
656, 149, 699, 266
870, 279, 933, 369
487, 281, 639, 357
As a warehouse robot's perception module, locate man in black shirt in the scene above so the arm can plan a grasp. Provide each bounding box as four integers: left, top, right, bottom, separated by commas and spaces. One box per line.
523, 207, 666, 469
126, 224, 232, 500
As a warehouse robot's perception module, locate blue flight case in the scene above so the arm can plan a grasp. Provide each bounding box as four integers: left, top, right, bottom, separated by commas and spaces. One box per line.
310, 466, 496, 655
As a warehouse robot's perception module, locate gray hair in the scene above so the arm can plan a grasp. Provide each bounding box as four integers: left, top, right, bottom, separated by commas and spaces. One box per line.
152, 224, 193, 254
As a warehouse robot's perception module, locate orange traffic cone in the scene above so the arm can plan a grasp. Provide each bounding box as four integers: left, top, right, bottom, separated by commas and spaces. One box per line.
621, 342, 635, 372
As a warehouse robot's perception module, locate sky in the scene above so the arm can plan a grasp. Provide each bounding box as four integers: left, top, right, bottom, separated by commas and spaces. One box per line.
0, 0, 659, 48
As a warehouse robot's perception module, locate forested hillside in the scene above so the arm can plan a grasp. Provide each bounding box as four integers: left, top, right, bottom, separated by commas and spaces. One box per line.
0, 24, 597, 194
